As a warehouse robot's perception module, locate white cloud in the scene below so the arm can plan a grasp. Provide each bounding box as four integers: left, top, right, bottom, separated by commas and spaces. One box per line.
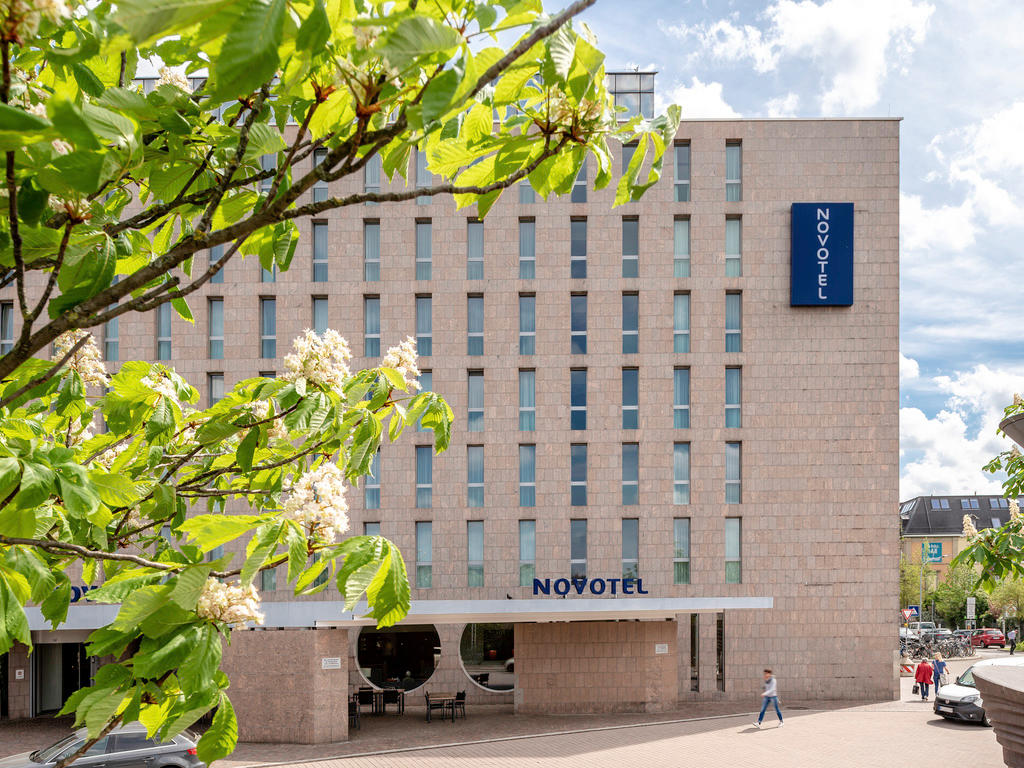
662, 77, 739, 118
900, 192, 976, 252
764, 92, 799, 117
900, 353, 920, 385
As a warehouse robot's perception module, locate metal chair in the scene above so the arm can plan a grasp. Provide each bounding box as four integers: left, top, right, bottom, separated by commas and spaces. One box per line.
424, 691, 447, 722
357, 687, 375, 715
382, 687, 404, 714
348, 697, 360, 730
453, 690, 466, 719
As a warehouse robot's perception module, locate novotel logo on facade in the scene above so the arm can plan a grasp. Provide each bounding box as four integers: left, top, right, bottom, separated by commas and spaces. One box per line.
533, 577, 650, 596
790, 202, 854, 307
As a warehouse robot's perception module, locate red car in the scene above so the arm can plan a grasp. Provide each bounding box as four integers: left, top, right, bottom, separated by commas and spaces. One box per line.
971, 628, 1006, 648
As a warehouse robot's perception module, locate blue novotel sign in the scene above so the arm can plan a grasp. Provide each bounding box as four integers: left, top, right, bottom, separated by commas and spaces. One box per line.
533, 577, 649, 596
790, 202, 854, 306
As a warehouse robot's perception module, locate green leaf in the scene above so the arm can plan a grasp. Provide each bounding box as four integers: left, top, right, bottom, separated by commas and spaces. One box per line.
71, 62, 106, 98
115, 0, 236, 44
145, 397, 175, 442
40, 577, 71, 628
178, 624, 222, 695
240, 523, 281, 586
170, 565, 212, 609
213, 0, 286, 99
296, 0, 330, 51
421, 69, 460, 123
17, 179, 50, 227
37, 151, 106, 196
178, 514, 267, 553
13, 461, 54, 509
111, 584, 173, 632
236, 428, 258, 472
384, 16, 464, 71
0, 101, 50, 132
197, 693, 237, 764
0, 573, 32, 654
133, 625, 201, 678
89, 471, 139, 507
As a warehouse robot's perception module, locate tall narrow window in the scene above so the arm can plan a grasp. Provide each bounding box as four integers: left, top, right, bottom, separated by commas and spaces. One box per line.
261, 263, 276, 283
364, 153, 381, 200
103, 312, 117, 361
674, 293, 690, 353
621, 144, 635, 176
467, 295, 483, 356
675, 143, 691, 202
725, 518, 742, 583
467, 445, 484, 507
725, 217, 742, 277
519, 180, 535, 204
415, 445, 432, 508
622, 217, 639, 277
208, 373, 224, 406
570, 219, 587, 278
260, 297, 276, 359
519, 519, 536, 585
467, 219, 484, 279
674, 442, 691, 505
415, 521, 432, 587
467, 520, 484, 586
364, 220, 380, 281
519, 294, 536, 355
674, 218, 691, 278
570, 444, 587, 507
467, 370, 484, 431
415, 148, 431, 205
312, 221, 328, 282
312, 297, 328, 335
415, 220, 431, 280
416, 295, 432, 356
519, 369, 536, 431
156, 303, 172, 360
622, 443, 639, 506
726, 442, 742, 504
260, 567, 277, 592
570, 293, 587, 354
690, 614, 700, 691
209, 244, 224, 284
570, 369, 587, 430
726, 367, 742, 428
622, 517, 639, 579
208, 298, 224, 360
570, 518, 587, 578
622, 292, 639, 354
519, 219, 536, 279
416, 371, 432, 431
725, 141, 742, 201
312, 148, 328, 202
571, 157, 587, 203
260, 154, 275, 195
364, 296, 380, 357
674, 368, 690, 428
674, 518, 691, 584
622, 368, 639, 430
364, 521, 381, 536
726, 293, 742, 352
365, 451, 380, 510
0, 302, 13, 354
716, 612, 726, 690
519, 444, 536, 507
312, 554, 328, 590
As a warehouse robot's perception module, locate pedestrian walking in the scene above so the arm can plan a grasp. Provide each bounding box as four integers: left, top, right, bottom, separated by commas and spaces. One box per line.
932, 653, 947, 690
914, 658, 933, 701
1009, 627, 1017, 655
753, 668, 783, 728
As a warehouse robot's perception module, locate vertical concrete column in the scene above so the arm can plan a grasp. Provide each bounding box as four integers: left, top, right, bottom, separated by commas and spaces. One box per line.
7, 643, 31, 718
699, 612, 718, 697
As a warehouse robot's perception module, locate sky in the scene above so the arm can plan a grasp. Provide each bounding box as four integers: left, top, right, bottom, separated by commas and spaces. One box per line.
571, 0, 1024, 500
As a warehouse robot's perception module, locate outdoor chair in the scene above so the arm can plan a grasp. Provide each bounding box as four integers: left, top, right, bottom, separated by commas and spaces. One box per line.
383, 687, 404, 714
357, 687, 375, 715
348, 697, 360, 730
424, 691, 448, 722
453, 690, 466, 719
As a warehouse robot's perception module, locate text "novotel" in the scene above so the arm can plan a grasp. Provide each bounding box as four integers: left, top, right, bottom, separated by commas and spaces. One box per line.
533, 577, 650, 596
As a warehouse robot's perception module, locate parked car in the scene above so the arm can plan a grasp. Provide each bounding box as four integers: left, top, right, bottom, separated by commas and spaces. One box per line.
954, 629, 974, 639
971, 628, 1006, 648
909, 621, 937, 632
934, 656, 1024, 726
11, 722, 205, 768
900, 627, 919, 641
922, 628, 953, 641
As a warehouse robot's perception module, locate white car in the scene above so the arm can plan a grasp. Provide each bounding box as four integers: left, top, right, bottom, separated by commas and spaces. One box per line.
933, 655, 1024, 726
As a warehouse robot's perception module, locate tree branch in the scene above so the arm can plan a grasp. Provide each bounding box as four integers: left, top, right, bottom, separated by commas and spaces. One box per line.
55, 714, 122, 768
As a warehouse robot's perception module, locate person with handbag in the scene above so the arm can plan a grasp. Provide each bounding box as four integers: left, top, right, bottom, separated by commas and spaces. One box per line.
932, 653, 948, 689
914, 658, 934, 701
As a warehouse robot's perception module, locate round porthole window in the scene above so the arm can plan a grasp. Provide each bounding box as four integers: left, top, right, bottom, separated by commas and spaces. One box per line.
459, 623, 514, 691
356, 624, 440, 691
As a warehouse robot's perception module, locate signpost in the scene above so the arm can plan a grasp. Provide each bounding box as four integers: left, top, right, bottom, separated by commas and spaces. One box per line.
902, 609, 915, 622
908, 605, 920, 620
966, 597, 976, 630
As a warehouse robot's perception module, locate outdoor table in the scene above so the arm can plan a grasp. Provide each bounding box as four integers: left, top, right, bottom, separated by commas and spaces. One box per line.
425, 691, 456, 723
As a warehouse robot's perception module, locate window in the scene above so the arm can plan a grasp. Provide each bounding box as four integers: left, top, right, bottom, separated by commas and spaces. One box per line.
467, 295, 483, 356
112, 733, 165, 752
961, 498, 980, 509
156, 302, 172, 360
930, 498, 950, 510
364, 153, 381, 199
519, 180, 535, 204
725, 293, 742, 352
467, 219, 484, 279
622, 368, 639, 429
519, 519, 536, 585
208, 298, 223, 359
261, 262, 276, 283
0, 302, 12, 354
312, 297, 328, 335
622, 144, 635, 177
519, 444, 536, 507
365, 451, 380, 510
415, 296, 432, 356
726, 442, 741, 503
259, 370, 276, 379
260, 567, 276, 592
209, 244, 224, 284
570, 293, 587, 354
467, 370, 484, 431
992, 498, 1010, 509
519, 219, 536, 279
622, 217, 639, 277
570, 444, 587, 506
364, 296, 380, 357
312, 221, 328, 282
415, 220, 432, 280
365, 521, 381, 536
571, 157, 587, 203
416, 371, 432, 431
103, 312, 118, 361
674, 218, 690, 278
467, 445, 484, 507
259, 153, 275, 195
415, 445, 432, 508
726, 367, 742, 428
725, 141, 742, 201
519, 294, 536, 355
725, 217, 742, 277
570, 518, 587, 578
415, 148, 431, 204
415, 521, 432, 587
716, 612, 725, 690
991, 516, 1001, 528
674, 442, 691, 505
674, 368, 690, 428
622, 443, 639, 506
674, 518, 691, 584
570, 219, 587, 278
725, 518, 742, 583
313, 148, 328, 202
608, 72, 654, 119
622, 292, 639, 354
311, 552, 328, 588
467, 520, 484, 586
674, 143, 691, 202
208, 373, 224, 405
260, 297, 276, 359
674, 293, 690, 353
570, 369, 587, 430
622, 517, 639, 579
519, 369, 535, 431
364, 220, 380, 281
690, 614, 699, 691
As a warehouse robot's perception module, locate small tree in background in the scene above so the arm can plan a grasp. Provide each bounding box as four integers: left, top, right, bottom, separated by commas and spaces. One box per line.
931, 564, 988, 628
988, 580, 1024, 633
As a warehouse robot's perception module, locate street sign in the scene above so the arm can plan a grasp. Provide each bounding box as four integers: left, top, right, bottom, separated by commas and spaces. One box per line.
908, 605, 920, 619
967, 597, 977, 620
902, 609, 914, 621
922, 542, 942, 563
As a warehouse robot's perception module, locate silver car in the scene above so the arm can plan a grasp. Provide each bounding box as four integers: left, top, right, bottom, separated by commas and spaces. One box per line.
1, 723, 206, 768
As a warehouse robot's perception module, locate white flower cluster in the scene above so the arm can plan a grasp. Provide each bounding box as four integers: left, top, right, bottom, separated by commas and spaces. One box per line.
381, 336, 420, 391
282, 462, 350, 542
245, 400, 289, 441
1, 0, 70, 38
1011, 499, 1021, 524
53, 329, 109, 387
142, 371, 178, 402
157, 66, 191, 93
963, 515, 979, 539
197, 578, 264, 627
282, 329, 352, 396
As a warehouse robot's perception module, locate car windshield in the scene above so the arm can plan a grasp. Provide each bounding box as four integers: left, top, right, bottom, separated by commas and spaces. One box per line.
957, 667, 976, 688
33, 736, 79, 763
